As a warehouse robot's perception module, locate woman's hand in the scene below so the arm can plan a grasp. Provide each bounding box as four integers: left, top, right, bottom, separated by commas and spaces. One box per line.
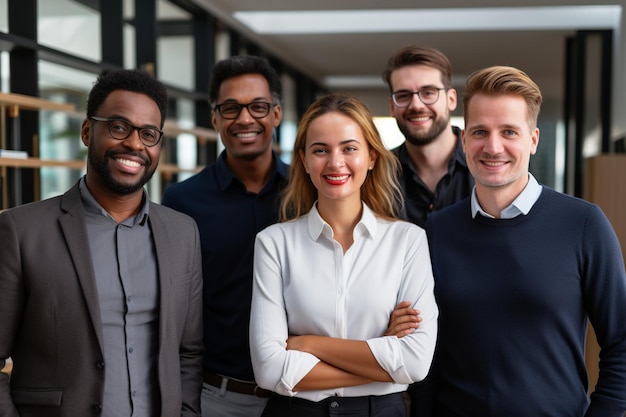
384, 301, 422, 337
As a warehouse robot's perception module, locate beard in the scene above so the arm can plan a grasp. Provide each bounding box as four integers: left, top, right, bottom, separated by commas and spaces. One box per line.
397, 111, 450, 147
87, 144, 156, 195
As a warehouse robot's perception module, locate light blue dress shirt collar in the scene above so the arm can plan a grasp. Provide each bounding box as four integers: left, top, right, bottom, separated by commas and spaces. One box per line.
471, 173, 543, 219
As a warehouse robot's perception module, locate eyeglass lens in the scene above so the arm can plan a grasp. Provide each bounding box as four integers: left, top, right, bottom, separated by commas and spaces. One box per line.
217, 102, 272, 119
106, 119, 162, 146
392, 87, 443, 107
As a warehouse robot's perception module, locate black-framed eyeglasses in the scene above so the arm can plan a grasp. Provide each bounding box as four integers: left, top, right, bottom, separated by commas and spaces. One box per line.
213, 102, 276, 120
89, 116, 164, 147
391, 87, 447, 107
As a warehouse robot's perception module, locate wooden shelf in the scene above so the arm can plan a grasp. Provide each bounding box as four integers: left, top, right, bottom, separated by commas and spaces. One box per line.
0, 156, 85, 169
0, 157, 202, 175
0, 92, 76, 113
0, 92, 212, 208
163, 120, 217, 143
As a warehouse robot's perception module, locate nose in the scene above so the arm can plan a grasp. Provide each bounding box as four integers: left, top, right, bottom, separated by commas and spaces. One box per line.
236, 106, 254, 123
407, 92, 427, 110
483, 133, 504, 155
328, 150, 345, 168
121, 128, 144, 150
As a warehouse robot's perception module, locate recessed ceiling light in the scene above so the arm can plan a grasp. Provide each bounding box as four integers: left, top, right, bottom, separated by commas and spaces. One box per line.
234, 6, 621, 34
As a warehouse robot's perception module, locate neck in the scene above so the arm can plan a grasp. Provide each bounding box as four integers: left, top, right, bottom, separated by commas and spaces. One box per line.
317, 196, 362, 252
475, 176, 529, 218
405, 125, 456, 192
225, 150, 274, 194
84, 175, 144, 223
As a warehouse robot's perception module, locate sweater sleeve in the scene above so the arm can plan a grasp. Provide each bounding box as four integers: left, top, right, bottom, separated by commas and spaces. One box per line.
581, 205, 626, 417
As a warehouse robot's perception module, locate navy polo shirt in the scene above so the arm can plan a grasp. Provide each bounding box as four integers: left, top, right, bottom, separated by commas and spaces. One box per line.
162, 151, 288, 381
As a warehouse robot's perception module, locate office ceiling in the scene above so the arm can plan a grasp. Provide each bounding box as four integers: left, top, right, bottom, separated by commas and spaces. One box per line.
190, 0, 622, 115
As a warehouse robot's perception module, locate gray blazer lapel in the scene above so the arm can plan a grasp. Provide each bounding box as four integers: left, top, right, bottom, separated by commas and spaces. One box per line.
148, 205, 172, 342
58, 183, 105, 352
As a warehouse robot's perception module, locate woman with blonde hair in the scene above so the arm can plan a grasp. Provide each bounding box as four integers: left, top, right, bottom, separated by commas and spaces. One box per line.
250, 92, 438, 417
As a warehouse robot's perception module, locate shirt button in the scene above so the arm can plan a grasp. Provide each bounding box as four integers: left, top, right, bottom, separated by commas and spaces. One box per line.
92, 403, 102, 413
128, 347, 133, 353
330, 401, 339, 408
96, 361, 105, 370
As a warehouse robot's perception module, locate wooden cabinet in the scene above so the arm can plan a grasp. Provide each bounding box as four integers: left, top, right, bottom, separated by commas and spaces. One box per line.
584, 154, 626, 260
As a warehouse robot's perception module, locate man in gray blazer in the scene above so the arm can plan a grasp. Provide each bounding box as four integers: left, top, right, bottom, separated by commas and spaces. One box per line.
0, 69, 203, 417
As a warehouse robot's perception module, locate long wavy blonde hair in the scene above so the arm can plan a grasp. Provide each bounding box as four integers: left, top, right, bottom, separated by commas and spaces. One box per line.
280, 92, 403, 222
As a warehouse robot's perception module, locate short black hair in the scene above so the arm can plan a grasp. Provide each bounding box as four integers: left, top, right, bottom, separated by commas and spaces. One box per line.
208, 55, 282, 105
86, 69, 168, 127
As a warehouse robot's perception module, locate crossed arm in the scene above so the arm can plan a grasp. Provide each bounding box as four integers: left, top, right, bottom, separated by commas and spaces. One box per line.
288, 302, 421, 391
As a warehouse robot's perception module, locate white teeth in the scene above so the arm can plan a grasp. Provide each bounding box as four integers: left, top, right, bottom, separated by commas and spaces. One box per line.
483, 161, 505, 167
116, 158, 141, 167
236, 132, 257, 138
409, 116, 430, 122
326, 175, 349, 181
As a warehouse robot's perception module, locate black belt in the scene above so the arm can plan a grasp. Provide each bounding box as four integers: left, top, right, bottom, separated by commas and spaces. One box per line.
203, 371, 273, 398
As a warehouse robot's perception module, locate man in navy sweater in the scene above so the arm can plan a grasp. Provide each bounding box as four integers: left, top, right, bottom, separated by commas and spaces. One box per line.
421, 66, 626, 416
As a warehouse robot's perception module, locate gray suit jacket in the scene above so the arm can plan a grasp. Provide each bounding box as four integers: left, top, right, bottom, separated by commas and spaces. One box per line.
0, 182, 203, 417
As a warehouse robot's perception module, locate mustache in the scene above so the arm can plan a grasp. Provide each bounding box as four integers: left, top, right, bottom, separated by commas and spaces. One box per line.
404, 110, 434, 118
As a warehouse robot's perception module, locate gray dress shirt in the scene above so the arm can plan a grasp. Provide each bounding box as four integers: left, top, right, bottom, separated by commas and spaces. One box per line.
79, 178, 159, 417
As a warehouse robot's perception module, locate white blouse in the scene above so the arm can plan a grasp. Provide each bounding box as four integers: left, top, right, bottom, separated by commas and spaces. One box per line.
250, 203, 438, 401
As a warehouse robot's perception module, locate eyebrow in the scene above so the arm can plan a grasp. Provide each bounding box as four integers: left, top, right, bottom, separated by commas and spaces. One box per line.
308, 138, 360, 148
220, 97, 271, 103
103, 115, 161, 129
395, 84, 440, 91
467, 123, 521, 130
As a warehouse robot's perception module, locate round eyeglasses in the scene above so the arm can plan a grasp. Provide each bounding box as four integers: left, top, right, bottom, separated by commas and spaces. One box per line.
391, 87, 447, 107
213, 102, 276, 120
89, 116, 164, 147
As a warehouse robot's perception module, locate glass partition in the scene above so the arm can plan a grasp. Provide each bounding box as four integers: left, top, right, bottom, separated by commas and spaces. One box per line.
38, 0, 101, 62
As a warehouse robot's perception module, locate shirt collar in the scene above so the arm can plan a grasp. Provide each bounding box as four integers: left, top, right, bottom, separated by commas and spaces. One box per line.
215, 150, 289, 192
307, 201, 378, 241
79, 176, 150, 226
449, 126, 469, 171
471, 173, 542, 219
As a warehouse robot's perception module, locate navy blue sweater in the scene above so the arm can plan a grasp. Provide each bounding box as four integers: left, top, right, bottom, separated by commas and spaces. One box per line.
423, 187, 626, 417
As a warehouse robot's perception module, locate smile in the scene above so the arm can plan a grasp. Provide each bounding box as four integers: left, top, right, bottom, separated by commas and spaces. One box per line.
235, 132, 258, 138
482, 161, 507, 167
324, 174, 349, 181
115, 158, 142, 167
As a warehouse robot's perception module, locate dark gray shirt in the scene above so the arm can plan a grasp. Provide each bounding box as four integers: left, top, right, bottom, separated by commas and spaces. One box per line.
394, 126, 474, 227
79, 178, 160, 417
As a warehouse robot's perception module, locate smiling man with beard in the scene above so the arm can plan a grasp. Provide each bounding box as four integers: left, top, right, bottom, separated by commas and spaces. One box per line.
0, 69, 204, 417
383, 46, 474, 227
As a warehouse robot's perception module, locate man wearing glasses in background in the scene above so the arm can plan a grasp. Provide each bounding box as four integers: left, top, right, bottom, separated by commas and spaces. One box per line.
382, 46, 474, 416
382, 45, 474, 227
162, 55, 288, 417
0, 69, 203, 417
